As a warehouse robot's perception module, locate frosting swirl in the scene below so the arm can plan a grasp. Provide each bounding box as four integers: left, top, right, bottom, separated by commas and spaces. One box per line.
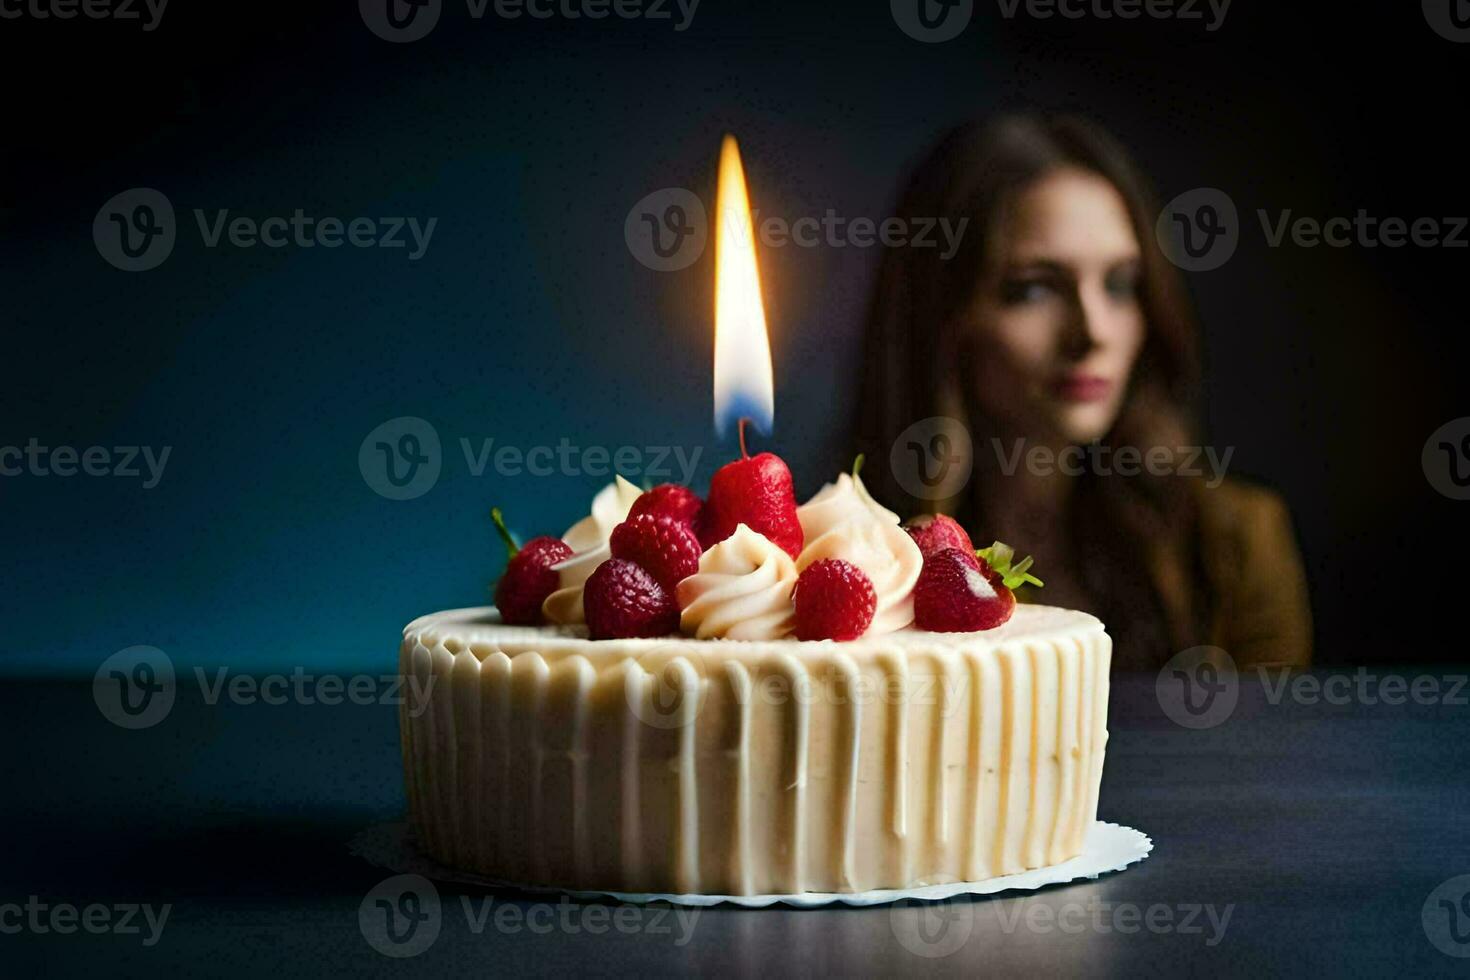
797, 472, 900, 541
541, 475, 644, 625
796, 472, 922, 636
676, 524, 798, 640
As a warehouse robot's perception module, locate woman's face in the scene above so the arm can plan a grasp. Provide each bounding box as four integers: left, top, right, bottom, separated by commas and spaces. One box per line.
963, 167, 1145, 446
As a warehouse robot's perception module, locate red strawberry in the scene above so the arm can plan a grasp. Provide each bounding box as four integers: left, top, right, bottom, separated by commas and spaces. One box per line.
792, 558, 877, 641
914, 542, 1042, 632
628, 483, 704, 528
490, 507, 574, 626
914, 547, 1014, 632
697, 451, 803, 558
583, 558, 680, 639
610, 512, 702, 591
902, 513, 975, 560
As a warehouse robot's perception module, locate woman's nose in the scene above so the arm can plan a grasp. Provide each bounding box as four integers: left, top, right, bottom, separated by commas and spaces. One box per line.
1060, 285, 1106, 358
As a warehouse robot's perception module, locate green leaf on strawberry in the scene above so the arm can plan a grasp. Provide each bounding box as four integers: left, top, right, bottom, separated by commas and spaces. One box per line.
976, 541, 1044, 590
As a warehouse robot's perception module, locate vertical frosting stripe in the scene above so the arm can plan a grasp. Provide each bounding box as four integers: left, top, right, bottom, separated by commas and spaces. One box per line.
830, 653, 862, 891
618, 662, 645, 888
508, 651, 549, 883
771, 652, 809, 893
724, 661, 754, 896
480, 651, 512, 870
669, 657, 702, 893
1048, 637, 1082, 866
428, 644, 458, 865
450, 650, 482, 871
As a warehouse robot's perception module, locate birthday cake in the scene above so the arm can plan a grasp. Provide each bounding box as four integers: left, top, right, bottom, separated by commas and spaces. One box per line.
399, 467, 1112, 896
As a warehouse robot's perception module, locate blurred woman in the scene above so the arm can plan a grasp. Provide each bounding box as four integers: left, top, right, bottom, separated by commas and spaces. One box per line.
854, 114, 1310, 670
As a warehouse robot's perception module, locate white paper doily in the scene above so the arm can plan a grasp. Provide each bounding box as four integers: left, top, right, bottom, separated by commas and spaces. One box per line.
349, 820, 1151, 908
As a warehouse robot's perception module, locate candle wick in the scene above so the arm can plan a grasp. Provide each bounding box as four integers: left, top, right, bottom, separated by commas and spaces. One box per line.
738, 417, 750, 460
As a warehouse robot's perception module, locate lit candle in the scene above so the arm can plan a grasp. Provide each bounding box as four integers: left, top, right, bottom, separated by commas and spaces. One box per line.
699, 135, 803, 559
713, 134, 775, 440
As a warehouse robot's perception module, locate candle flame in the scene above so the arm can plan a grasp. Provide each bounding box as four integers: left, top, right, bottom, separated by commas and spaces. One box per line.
713, 134, 774, 438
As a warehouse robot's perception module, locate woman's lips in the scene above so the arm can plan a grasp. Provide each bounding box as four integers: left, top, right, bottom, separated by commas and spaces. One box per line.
1052, 374, 1113, 403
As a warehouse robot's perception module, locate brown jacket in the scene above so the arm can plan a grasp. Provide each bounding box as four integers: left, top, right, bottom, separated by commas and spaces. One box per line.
1176, 479, 1313, 669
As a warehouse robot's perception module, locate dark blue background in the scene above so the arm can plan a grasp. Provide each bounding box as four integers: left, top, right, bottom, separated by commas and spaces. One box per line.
3, 2, 1465, 673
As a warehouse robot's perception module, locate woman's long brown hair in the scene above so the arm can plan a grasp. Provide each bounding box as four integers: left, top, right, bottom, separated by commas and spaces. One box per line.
853, 114, 1209, 668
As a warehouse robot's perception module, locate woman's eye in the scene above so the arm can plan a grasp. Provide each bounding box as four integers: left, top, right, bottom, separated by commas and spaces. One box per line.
1000, 278, 1053, 304
1104, 268, 1139, 300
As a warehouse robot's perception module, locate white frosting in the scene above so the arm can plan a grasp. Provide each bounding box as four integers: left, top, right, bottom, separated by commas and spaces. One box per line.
400, 604, 1113, 895
797, 472, 900, 540
542, 475, 644, 625
795, 473, 922, 636
676, 524, 798, 640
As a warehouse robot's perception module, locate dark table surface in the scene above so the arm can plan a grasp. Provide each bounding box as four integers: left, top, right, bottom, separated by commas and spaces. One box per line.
4, 668, 1469, 977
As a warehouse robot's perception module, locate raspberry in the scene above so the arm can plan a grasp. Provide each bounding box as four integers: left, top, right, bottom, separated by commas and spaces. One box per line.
583, 558, 680, 639
609, 513, 702, 591
697, 452, 803, 558
792, 558, 877, 641
628, 483, 704, 528
494, 535, 574, 626
902, 513, 976, 561
913, 547, 1015, 632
